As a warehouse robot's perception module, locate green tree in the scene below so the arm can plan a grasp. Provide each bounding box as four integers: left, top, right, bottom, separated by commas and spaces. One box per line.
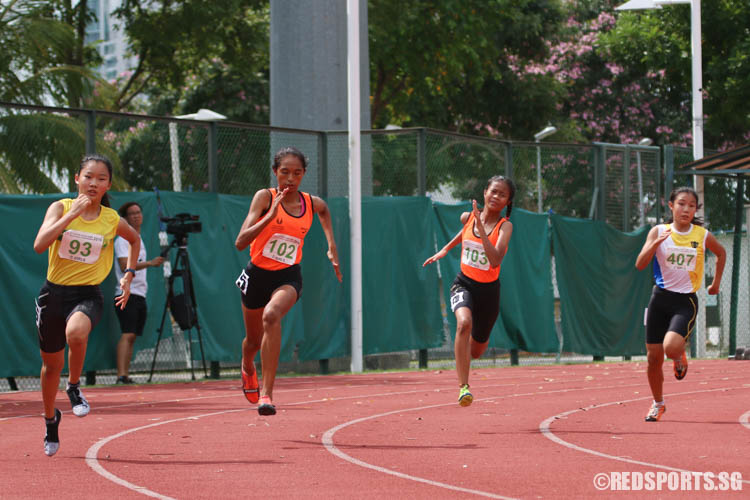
0, 0, 123, 193
368, 0, 566, 139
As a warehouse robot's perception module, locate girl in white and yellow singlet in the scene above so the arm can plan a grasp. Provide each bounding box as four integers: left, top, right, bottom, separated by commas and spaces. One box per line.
234, 147, 342, 416
423, 175, 515, 407
33, 155, 140, 456
635, 187, 726, 422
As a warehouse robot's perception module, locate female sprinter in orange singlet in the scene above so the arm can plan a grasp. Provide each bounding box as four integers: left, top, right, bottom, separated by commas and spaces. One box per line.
423, 175, 515, 407
235, 147, 342, 416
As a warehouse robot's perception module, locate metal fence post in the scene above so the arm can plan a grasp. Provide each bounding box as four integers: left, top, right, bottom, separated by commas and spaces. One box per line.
505, 142, 513, 179
663, 145, 675, 215
417, 128, 427, 196
596, 145, 606, 222
728, 176, 744, 356
623, 145, 631, 231
207, 122, 219, 192
86, 110, 96, 155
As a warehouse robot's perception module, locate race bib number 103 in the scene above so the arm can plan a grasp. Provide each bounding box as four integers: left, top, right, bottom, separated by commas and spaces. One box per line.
461, 240, 490, 271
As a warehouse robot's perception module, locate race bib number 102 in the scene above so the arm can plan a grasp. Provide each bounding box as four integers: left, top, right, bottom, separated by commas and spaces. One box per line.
58, 230, 104, 264
262, 233, 301, 265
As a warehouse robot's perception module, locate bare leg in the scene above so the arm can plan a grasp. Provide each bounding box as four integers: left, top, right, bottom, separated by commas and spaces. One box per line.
646, 343, 664, 402
470, 339, 489, 359
40, 350, 65, 419
663, 331, 686, 361
241, 305, 264, 374
454, 307, 473, 386
258, 286, 297, 400
117, 333, 136, 377
65, 312, 91, 385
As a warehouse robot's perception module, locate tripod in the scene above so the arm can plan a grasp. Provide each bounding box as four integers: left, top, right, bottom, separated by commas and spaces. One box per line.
148, 233, 208, 381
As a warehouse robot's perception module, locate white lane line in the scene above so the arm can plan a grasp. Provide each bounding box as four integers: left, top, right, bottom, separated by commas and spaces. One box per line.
85, 408, 248, 500
740, 410, 750, 430
539, 386, 750, 485
85, 379, 642, 499
322, 404, 517, 500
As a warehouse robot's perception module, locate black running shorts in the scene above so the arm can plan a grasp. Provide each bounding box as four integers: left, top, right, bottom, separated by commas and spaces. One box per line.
114, 294, 148, 336
449, 271, 500, 344
35, 280, 104, 353
645, 286, 697, 344
235, 263, 302, 310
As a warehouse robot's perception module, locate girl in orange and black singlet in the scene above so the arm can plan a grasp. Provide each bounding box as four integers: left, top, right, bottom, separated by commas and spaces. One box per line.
234, 147, 342, 416
423, 176, 515, 407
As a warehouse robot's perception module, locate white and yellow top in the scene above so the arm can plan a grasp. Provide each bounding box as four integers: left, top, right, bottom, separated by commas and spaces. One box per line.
47, 198, 120, 286
653, 223, 707, 294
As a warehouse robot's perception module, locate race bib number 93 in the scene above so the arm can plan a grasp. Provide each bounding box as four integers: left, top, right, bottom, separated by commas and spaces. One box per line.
58, 230, 104, 264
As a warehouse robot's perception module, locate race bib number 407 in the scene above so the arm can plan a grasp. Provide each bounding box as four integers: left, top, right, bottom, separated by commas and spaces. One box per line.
461, 240, 490, 271
665, 247, 698, 271
58, 230, 104, 264
262, 233, 301, 265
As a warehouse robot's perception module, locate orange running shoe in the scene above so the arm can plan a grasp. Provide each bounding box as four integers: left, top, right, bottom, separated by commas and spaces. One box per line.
673, 351, 688, 380
258, 395, 276, 416
241, 364, 260, 404
645, 402, 666, 422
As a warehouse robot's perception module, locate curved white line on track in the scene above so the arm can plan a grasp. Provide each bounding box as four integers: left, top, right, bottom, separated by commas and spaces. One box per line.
85, 408, 248, 499
540, 386, 750, 485
741, 411, 750, 430
322, 402, 517, 500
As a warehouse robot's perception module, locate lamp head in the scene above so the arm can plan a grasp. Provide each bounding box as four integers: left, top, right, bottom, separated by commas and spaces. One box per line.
534, 125, 558, 142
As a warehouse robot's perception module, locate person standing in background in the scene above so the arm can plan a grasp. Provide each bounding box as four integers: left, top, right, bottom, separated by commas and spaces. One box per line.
113, 201, 164, 384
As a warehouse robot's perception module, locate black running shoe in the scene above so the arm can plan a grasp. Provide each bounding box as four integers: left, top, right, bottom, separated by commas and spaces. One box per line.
66, 383, 90, 417
44, 409, 61, 456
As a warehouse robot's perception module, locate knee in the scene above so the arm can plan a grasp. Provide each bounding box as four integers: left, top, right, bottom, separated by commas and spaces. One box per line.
42, 360, 63, 376
456, 318, 472, 338
262, 307, 282, 329
66, 330, 89, 348
646, 351, 664, 367
243, 336, 261, 352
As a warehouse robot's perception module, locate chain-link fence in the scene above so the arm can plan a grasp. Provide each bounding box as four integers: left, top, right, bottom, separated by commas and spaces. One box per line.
1, 102, 747, 392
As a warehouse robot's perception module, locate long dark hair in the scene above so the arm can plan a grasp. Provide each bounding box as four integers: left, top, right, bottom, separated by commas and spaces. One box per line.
486, 175, 516, 218
666, 186, 703, 226
78, 154, 113, 208
272, 146, 308, 171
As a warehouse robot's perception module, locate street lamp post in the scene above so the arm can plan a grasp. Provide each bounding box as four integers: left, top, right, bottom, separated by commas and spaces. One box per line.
617, 0, 706, 358
534, 125, 557, 213
615, 0, 704, 217
169, 108, 228, 192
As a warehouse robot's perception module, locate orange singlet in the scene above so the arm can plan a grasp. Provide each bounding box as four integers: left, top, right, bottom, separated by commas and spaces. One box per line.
459, 212, 507, 283
250, 188, 314, 271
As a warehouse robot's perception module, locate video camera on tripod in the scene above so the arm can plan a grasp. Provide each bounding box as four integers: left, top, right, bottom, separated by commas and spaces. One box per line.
150, 211, 207, 381
162, 213, 202, 239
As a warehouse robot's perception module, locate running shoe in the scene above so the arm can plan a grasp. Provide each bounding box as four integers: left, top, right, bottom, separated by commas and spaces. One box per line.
241, 364, 260, 404
673, 351, 688, 380
66, 383, 90, 417
116, 376, 135, 384
258, 395, 276, 416
44, 408, 61, 456
458, 384, 473, 407
645, 402, 666, 422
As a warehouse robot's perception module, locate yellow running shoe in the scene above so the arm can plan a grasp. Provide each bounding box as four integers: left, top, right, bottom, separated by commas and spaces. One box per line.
458, 384, 473, 407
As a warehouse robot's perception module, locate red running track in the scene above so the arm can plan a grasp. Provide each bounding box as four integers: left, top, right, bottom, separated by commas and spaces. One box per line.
1, 360, 748, 499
